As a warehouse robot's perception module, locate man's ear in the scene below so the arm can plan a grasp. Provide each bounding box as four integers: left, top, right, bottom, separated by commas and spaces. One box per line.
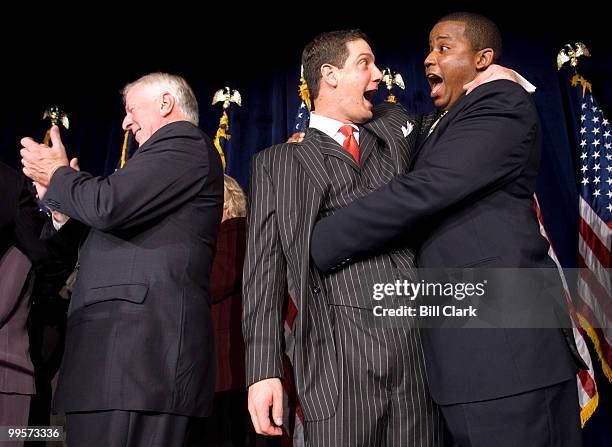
475, 48, 495, 70
320, 64, 338, 88
159, 92, 176, 117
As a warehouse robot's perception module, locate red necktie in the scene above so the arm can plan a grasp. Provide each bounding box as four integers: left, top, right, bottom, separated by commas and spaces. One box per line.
339, 125, 360, 165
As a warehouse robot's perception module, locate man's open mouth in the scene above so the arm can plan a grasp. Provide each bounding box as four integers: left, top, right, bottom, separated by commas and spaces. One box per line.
427, 74, 443, 96
364, 90, 376, 103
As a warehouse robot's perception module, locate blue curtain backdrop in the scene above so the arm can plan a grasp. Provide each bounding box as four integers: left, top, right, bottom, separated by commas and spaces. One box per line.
2, 6, 611, 444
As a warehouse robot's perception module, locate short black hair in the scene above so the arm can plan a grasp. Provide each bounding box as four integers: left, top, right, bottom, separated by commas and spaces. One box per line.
438, 12, 502, 63
301, 29, 370, 101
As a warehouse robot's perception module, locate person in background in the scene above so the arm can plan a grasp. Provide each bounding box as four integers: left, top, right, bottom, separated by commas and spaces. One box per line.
1, 160, 76, 447
0, 161, 46, 447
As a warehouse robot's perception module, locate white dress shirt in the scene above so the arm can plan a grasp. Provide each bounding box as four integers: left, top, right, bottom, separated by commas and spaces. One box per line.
309, 112, 360, 146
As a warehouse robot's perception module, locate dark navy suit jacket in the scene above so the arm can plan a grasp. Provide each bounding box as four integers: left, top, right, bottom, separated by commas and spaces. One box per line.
45, 121, 223, 416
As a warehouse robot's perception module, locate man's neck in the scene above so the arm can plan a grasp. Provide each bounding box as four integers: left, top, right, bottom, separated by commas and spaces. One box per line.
312, 97, 354, 124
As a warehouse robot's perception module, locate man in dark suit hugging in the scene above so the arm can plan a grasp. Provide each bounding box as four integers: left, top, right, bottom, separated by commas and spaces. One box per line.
311, 13, 584, 447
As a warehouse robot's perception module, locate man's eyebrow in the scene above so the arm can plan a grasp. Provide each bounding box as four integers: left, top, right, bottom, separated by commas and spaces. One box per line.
429, 35, 452, 46
356, 52, 374, 59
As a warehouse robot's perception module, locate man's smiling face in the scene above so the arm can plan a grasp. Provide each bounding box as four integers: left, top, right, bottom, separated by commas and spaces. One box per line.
122, 82, 164, 145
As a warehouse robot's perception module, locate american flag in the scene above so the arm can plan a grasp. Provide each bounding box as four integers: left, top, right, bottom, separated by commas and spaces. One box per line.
572, 73, 612, 390
534, 196, 599, 426
293, 100, 310, 133
292, 66, 311, 133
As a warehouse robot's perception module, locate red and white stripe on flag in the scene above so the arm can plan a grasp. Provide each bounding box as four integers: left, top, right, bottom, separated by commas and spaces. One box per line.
577, 196, 612, 381
535, 195, 599, 426
572, 80, 612, 386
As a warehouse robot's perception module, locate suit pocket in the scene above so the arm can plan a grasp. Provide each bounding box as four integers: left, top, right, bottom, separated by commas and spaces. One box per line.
84, 283, 148, 306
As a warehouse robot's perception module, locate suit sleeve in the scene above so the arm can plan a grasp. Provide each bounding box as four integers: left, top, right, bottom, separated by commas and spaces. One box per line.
311, 82, 538, 272
43, 135, 210, 232
242, 155, 286, 386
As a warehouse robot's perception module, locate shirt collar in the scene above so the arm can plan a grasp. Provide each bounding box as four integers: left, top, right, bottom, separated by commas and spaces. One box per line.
309, 112, 359, 141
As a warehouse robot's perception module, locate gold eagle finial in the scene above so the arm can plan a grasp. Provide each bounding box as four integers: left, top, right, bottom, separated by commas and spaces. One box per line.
212, 87, 242, 171
42, 106, 69, 145
381, 68, 405, 103
43, 105, 69, 129
557, 42, 590, 71
212, 86, 242, 110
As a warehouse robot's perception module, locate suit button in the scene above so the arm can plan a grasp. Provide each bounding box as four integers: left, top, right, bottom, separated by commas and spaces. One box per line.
312, 286, 321, 294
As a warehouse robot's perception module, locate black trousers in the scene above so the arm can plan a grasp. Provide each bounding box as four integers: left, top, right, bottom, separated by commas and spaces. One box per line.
441, 378, 582, 447
65, 410, 191, 447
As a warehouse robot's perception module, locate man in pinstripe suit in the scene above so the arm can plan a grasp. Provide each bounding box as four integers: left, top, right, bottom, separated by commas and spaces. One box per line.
243, 30, 444, 446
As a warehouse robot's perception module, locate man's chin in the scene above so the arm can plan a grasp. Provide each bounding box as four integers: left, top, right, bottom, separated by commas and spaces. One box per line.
358, 110, 374, 123
432, 98, 447, 110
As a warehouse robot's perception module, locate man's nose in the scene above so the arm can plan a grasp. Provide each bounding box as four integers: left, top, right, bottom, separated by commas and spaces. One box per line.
424, 51, 435, 68
372, 64, 383, 83
122, 115, 131, 131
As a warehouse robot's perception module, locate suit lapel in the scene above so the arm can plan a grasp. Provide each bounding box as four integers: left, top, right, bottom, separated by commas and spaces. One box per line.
363, 107, 415, 174
413, 97, 478, 168
314, 128, 361, 171
292, 128, 333, 196
411, 110, 442, 169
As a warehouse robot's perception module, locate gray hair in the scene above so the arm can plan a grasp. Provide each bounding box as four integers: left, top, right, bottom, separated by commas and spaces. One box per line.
122, 72, 200, 125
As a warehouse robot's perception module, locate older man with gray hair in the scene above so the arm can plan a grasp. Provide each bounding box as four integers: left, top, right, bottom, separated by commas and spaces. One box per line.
20, 72, 224, 447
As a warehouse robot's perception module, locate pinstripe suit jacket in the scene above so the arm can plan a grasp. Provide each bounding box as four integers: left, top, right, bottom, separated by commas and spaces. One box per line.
243, 103, 432, 421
